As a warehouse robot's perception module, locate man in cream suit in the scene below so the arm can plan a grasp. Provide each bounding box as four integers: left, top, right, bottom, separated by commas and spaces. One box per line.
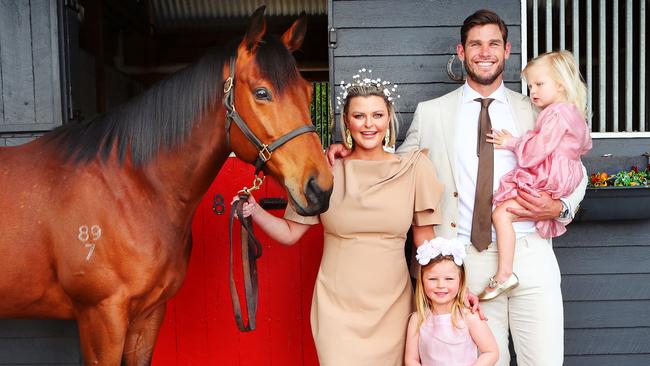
396, 9, 586, 366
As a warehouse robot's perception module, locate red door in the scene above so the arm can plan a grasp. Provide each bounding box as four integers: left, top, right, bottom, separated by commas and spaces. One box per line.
152, 157, 323, 365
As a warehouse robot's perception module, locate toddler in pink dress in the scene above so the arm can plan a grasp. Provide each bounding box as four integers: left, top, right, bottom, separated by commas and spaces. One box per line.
480, 50, 592, 300
405, 238, 498, 365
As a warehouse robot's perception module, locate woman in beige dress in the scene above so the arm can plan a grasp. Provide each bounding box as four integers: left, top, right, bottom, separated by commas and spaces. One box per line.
235, 70, 443, 365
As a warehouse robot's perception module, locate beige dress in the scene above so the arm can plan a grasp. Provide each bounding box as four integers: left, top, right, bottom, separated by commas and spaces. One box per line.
285, 149, 443, 366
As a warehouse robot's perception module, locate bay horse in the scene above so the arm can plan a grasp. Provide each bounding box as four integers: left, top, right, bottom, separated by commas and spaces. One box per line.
0, 6, 332, 365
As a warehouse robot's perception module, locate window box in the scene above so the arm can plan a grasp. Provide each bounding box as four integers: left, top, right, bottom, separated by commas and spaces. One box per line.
575, 187, 650, 222
573, 162, 650, 221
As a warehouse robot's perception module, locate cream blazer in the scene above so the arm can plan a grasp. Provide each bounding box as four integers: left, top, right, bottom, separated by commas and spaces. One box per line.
398, 86, 587, 239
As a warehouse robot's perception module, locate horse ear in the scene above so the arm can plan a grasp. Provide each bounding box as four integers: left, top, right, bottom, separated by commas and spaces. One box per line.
281, 11, 307, 52
244, 5, 267, 51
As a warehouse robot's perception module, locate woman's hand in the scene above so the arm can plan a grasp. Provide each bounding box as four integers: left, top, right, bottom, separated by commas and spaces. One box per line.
230, 194, 311, 245
486, 129, 513, 149
231, 194, 259, 218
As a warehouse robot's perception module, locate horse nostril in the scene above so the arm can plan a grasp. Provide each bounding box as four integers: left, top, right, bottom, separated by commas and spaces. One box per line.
306, 175, 331, 212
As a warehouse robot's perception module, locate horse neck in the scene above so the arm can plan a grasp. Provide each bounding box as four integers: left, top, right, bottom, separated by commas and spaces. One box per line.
143, 105, 230, 218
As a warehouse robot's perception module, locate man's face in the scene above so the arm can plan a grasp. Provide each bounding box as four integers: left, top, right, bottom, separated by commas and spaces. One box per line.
457, 24, 511, 86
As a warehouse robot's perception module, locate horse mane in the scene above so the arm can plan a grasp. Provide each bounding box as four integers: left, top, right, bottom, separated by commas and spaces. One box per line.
45, 35, 300, 166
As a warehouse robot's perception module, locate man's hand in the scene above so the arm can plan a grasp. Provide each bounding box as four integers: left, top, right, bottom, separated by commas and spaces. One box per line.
325, 143, 352, 166
465, 292, 487, 321
508, 190, 563, 222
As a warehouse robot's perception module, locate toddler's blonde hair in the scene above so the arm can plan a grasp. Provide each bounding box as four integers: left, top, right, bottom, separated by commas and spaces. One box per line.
522, 50, 588, 118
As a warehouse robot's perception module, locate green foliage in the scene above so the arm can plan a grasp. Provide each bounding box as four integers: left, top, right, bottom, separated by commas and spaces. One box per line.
611, 167, 649, 187
309, 82, 331, 149
589, 165, 650, 187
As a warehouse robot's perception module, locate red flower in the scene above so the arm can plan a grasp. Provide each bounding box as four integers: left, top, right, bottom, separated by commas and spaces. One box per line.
589, 172, 609, 187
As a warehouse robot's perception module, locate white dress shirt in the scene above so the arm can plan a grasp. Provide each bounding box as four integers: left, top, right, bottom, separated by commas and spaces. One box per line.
455, 82, 536, 243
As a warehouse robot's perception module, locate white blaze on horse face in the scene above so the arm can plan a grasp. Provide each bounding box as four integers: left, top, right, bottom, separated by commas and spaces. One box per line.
77, 225, 102, 260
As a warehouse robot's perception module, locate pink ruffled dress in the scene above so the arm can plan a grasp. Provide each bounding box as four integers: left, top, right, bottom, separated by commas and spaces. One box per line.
418, 312, 477, 365
493, 102, 592, 238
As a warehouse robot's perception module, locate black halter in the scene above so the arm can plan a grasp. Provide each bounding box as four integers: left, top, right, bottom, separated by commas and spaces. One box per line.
222, 56, 316, 174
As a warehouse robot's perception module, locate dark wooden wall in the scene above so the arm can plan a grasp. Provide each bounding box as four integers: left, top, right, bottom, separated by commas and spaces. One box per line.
331, 0, 650, 365
0, 0, 62, 145
0, 320, 81, 365
559, 138, 650, 365
330, 0, 523, 142
0, 1, 79, 363
0, 2, 124, 365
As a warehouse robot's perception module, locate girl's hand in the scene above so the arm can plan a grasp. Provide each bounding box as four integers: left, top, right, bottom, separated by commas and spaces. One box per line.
230, 194, 259, 218
486, 129, 513, 149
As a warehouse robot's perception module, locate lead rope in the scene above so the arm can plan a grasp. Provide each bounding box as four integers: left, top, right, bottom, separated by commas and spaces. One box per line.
229, 175, 265, 331
223, 53, 316, 331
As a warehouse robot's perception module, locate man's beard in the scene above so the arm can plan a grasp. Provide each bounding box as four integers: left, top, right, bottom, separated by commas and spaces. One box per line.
464, 60, 505, 85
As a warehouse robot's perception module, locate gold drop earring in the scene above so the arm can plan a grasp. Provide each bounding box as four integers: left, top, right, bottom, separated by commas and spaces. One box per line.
345, 128, 353, 149
384, 126, 391, 146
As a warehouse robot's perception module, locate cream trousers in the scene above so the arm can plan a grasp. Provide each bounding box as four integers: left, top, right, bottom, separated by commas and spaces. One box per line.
465, 232, 564, 366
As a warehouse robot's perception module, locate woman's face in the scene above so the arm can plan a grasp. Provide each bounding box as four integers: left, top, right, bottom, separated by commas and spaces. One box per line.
344, 95, 390, 152
422, 259, 461, 312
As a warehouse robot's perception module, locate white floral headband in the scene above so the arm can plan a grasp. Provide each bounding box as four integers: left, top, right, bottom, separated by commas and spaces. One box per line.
335, 68, 400, 109
416, 237, 469, 267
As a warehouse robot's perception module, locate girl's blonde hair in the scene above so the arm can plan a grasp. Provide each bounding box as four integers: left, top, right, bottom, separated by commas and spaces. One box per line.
414, 255, 468, 329
522, 50, 588, 118
338, 84, 398, 149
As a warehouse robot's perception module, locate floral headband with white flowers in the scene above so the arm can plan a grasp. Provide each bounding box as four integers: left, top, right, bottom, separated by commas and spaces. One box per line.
335, 68, 400, 109
416, 237, 469, 267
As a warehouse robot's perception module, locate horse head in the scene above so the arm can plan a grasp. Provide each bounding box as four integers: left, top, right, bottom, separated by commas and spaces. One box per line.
226, 6, 333, 216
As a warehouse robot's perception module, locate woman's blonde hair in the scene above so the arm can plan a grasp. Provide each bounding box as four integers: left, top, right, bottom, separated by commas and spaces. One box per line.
522, 50, 588, 118
338, 84, 398, 149
414, 255, 468, 329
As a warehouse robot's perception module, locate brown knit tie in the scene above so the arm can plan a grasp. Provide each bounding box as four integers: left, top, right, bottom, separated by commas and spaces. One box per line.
471, 98, 495, 251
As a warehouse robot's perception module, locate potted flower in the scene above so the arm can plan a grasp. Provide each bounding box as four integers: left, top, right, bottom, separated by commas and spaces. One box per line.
574, 165, 650, 221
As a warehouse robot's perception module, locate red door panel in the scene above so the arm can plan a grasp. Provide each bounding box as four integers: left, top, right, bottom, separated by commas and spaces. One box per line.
153, 157, 323, 365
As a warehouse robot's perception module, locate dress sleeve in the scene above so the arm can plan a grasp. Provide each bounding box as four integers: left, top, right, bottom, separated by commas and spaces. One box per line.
283, 201, 320, 225
503, 136, 521, 151
412, 152, 444, 226
512, 109, 569, 168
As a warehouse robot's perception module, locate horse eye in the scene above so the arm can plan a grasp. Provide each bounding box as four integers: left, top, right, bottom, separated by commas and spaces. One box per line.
254, 88, 272, 101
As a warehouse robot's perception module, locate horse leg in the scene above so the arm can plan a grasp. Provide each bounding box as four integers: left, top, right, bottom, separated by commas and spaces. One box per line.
121, 303, 167, 366
76, 301, 129, 365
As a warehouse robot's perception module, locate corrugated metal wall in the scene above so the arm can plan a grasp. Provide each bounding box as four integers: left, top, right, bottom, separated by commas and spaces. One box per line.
151, 0, 327, 29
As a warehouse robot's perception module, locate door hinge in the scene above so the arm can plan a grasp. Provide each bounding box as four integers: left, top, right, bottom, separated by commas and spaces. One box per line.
329, 27, 337, 49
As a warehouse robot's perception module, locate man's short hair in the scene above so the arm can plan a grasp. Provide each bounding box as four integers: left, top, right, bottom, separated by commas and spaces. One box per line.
461, 9, 508, 46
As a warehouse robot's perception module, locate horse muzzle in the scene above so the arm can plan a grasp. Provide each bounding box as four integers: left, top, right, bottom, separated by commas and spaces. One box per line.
293, 175, 332, 216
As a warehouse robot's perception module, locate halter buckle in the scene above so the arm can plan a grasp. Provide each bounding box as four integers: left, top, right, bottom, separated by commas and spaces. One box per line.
258, 144, 272, 163
224, 77, 233, 94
